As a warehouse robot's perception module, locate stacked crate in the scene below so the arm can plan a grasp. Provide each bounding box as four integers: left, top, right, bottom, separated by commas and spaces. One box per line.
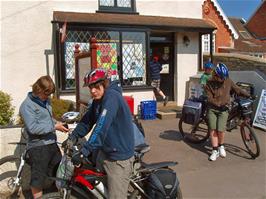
140, 100, 157, 120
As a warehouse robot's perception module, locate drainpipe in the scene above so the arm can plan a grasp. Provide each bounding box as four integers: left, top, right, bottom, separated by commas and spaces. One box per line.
44, 49, 54, 76
210, 32, 213, 62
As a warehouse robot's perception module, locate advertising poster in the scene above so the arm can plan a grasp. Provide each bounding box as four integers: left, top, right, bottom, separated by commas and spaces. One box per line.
253, 89, 266, 130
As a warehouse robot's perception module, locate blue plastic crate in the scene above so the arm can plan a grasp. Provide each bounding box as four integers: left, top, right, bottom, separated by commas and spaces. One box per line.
140, 100, 157, 120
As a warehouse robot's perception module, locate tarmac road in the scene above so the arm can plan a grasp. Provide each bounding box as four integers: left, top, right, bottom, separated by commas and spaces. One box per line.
141, 118, 266, 199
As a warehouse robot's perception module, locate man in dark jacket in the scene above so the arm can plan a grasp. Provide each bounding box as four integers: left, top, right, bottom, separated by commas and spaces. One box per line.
150, 56, 168, 106
68, 68, 134, 199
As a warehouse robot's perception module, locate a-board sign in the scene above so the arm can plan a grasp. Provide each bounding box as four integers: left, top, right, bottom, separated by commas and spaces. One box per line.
253, 89, 266, 130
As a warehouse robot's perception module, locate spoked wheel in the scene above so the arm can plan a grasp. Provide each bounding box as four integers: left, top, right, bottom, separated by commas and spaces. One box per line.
240, 122, 260, 159
0, 155, 31, 199
42, 192, 78, 199
178, 118, 210, 144
177, 186, 183, 199
0, 156, 22, 198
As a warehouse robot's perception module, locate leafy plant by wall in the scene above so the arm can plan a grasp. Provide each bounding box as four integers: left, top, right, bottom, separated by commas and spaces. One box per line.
0, 90, 15, 126
51, 97, 75, 121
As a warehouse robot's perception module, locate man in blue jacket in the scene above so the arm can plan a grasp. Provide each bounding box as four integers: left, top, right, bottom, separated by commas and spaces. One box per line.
150, 56, 168, 106
68, 68, 134, 199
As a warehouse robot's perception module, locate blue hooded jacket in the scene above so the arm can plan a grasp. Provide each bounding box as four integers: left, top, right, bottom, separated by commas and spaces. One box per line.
71, 80, 135, 160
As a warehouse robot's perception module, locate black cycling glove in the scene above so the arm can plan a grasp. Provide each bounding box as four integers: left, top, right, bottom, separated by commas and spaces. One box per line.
71, 151, 84, 167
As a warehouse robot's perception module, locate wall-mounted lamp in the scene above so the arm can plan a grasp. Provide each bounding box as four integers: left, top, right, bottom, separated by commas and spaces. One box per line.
183, 35, 190, 47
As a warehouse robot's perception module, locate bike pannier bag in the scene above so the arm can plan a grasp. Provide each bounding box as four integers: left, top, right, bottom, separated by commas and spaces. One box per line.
145, 169, 180, 199
56, 154, 74, 189
182, 99, 202, 125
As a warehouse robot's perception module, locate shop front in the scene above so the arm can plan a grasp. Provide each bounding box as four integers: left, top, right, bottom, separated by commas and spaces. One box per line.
53, 11, 215, 114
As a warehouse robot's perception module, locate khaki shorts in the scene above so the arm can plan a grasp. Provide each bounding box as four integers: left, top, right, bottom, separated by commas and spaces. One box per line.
96, 151, 134, 199
151, 79, 161, 93
207, 108, 229, 132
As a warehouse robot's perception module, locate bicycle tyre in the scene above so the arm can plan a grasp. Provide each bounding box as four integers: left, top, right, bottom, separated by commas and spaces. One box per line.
0, 155, 31, 198
177, 186, 183, 199
240, 123, 260, 159
42, 191, 78, 199
178, 117, 210, 144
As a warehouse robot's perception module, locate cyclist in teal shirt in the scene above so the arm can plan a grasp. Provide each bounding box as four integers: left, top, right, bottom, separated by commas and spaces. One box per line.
200, 61, 214, 85
199, 61, 214, 97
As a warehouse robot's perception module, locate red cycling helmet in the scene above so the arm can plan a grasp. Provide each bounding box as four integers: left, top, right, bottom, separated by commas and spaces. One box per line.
153, 56, 159, 62
83, 68, 107, 87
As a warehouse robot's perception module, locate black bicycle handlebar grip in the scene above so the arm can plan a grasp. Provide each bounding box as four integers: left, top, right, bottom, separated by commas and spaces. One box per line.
63, 123, 69, 129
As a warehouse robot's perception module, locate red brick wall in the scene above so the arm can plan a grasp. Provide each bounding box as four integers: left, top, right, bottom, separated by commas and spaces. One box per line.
246, 1, 266, 38
202, 0, 233, 52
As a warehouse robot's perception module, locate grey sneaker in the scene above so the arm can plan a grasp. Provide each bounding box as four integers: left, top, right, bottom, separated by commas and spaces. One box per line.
163, 96, 169, 106
219, 145, 226, 158
209, 150, 219, 161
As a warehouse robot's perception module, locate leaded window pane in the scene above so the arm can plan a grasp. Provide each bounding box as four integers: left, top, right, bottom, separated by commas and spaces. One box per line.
117, 0, 131, 7
64, 30, 92, 89
122, 32, 146, 86
99, 0, 114, 6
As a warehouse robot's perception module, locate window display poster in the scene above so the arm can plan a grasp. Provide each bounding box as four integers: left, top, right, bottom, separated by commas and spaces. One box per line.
97, 43, 118, 81
122, 43, 145, 79
160, 64, 169, 74
253, 89, 266, 130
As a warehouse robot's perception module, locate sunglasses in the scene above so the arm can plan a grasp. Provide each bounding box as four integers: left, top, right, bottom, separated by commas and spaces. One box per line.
88, 82, 102, 89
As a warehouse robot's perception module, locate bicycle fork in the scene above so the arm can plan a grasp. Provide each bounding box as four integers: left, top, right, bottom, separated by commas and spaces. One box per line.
10, 153, 25, 195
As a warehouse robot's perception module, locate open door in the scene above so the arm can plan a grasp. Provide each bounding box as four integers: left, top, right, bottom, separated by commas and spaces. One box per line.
150, 43, 174, 101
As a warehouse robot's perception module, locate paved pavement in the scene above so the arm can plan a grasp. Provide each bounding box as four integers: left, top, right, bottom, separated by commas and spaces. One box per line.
140, 118, 266, 199
1, 118, 265, 199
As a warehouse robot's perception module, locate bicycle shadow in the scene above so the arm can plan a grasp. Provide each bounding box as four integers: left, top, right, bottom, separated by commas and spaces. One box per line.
159, 130, 183, 142
159, 130, 212, 156
159, 130, 256, 160
223, 143, 254, 160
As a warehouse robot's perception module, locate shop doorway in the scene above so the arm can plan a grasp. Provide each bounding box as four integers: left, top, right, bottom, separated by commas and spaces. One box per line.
150, 43, 174, 101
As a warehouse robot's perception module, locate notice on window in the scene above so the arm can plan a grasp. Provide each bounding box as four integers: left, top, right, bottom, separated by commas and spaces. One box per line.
160, 64, 169, 74
253, 89, 266, 130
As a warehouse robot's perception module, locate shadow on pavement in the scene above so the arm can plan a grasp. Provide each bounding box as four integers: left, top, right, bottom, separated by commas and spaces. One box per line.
159, 130, 183, 141
224, 143, 254, 160
183, 139, 212, 156
159, 130, 212, 156
161, 129, 256, 160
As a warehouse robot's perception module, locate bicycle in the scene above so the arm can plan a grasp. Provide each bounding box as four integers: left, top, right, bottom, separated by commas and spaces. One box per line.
179, 95, 260, 159
42, 114, 182, 199
0, 112, 80, 199
42, 142, 182, 199
0, 124, 32, 199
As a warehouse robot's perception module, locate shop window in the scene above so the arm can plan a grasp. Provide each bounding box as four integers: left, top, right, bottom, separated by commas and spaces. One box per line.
61, 29, 146, 91
63, 30, 93, 90
98, 0, 136, 13
122, 32, 146, 86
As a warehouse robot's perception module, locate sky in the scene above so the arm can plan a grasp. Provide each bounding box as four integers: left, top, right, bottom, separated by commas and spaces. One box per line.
217, 0, 262, 21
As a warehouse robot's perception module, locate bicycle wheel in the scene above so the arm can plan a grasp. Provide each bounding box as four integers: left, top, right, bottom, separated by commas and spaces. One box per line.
42, 191, 78, 199
178, 118, 210, 144
0, 155, 31, 198
240, 123, 260, 159
177, 186, 183, 199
